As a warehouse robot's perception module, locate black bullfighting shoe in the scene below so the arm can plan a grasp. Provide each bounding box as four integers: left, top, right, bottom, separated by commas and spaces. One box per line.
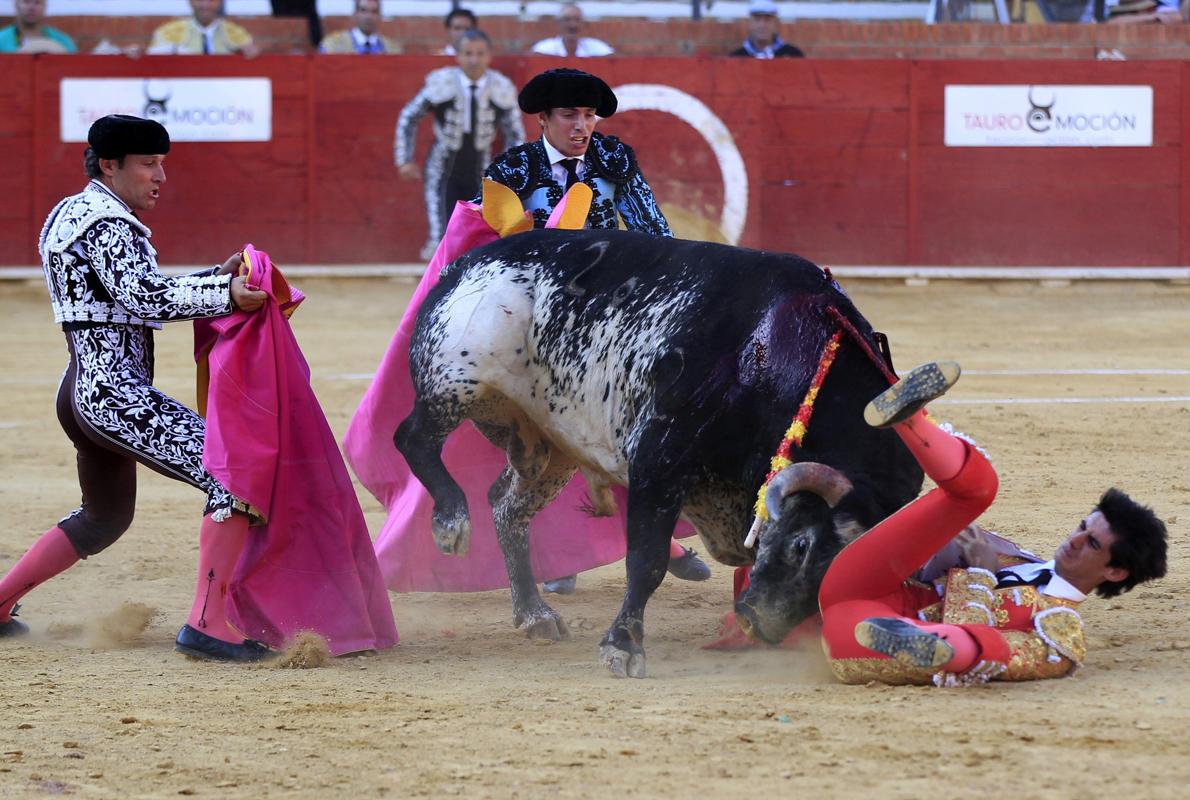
542, 575, 578, 595
0, 604, 30, 638
863, 360, 961, 429
174, 624, 274, 663
667, 546, 712, 581
854, 617, 954, 669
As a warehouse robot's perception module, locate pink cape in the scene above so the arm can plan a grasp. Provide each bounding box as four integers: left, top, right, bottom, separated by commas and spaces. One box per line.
196, 245, 398, 655
343, 201, 692, 592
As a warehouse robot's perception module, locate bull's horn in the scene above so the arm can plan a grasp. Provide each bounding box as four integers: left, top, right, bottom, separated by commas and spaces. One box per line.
764, 463, 853, 520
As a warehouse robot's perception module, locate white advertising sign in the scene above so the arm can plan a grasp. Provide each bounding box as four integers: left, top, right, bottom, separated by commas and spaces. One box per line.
60, 78, 272, 142
944, 85, 1152, 147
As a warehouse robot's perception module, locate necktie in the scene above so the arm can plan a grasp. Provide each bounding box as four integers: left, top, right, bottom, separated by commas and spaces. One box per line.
202, 31, 212, 54
467, 83, 478, 135
995, 567, 1052, 589
561, 158, 581, 191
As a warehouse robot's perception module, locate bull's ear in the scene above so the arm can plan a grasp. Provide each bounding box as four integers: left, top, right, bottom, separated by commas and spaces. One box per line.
545, 183, 593, 230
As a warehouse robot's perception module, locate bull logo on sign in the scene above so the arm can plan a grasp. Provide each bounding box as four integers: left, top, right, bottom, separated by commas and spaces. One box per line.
1026, 87, 1054, 133
142, 80, 172, 124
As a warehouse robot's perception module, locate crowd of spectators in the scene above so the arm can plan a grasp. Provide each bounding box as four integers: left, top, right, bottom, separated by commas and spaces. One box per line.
0, 0, 805, 58
2, 0, 1187, 58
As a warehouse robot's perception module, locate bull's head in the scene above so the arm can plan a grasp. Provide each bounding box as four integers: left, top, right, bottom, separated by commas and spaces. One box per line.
734, 462, 864, 644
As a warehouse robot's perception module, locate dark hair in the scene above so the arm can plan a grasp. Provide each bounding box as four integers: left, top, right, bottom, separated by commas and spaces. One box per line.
354, 0, 378, 11
444, 8, 477, 27
1095, 487, 1168, 598
84, 147, 124, 179
456, 29, 489, 47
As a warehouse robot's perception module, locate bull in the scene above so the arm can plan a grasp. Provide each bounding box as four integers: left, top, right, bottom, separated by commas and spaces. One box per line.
396, 229, 923, 677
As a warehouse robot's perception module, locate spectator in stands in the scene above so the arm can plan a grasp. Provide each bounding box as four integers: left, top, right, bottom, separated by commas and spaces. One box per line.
530, 2, 614, 58
319, 0, 400, 54
0, 0, 77, 53
396, 29, 525, 261
147, 0, 260, 57
440, 7, 477, 56
730, 0, 804, 59
1080, 0, 1183, 21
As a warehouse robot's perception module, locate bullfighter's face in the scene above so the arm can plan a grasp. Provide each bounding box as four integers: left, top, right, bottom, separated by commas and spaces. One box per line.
354, 0, 381, 36
190, 0, 221, 28
539, 107, 599, 159
1053, 510, 1128, 594
456, 38, 491, 82
102, 154, 167, 212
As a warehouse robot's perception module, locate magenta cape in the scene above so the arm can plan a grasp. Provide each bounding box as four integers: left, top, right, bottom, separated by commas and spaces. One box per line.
343, 202, 691, 592
196, 245, 398, 655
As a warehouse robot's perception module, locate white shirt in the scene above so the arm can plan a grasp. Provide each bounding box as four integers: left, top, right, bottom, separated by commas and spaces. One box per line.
542, 136, 587, 188
530, 36, 614, 57
350, 28, 383, 53
997, 559, 1087, 602
196, 20, 217, 54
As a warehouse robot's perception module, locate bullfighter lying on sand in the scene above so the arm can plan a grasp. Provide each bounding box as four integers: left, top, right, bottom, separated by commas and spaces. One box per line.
811, 360, 1168, 685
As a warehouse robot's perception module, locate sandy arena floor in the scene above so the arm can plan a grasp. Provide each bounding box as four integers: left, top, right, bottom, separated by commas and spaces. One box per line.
1, 275, 1189, 799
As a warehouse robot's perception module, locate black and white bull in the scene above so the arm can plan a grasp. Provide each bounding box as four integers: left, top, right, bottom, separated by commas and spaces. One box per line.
396, 229, 923, 677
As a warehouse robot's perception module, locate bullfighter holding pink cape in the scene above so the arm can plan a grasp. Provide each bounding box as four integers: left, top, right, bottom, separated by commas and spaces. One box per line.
192, 245, 397, 656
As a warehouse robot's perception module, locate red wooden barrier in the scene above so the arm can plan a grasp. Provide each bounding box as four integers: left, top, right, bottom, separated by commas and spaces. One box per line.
2, 55, 1186, 268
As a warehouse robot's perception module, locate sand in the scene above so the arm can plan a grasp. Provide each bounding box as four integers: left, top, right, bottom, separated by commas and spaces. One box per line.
2, 275, 1189, 798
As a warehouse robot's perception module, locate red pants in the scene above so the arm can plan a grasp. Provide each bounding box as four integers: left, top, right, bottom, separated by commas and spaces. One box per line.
818, 443, 1001, 662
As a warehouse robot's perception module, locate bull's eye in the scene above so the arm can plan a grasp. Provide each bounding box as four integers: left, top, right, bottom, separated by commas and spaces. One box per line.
791, 536, 809, 559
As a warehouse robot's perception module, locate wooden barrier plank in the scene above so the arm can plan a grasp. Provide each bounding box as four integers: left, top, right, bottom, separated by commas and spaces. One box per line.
0, 57, 34, 264
1182, 63, 1190, 266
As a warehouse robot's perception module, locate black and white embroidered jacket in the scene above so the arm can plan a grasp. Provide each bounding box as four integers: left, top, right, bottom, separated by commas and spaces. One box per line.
480, 134, 671, 236
394, 67, 524, 166
38, 181, 232, 329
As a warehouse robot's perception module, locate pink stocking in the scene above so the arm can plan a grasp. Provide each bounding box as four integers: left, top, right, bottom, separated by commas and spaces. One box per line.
0, 527, 80, 621
668, 538, 686, 558
186, 513, 250, 643
893, 411, 969, 483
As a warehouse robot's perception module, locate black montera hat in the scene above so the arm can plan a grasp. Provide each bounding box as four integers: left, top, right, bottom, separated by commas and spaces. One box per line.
87, 114, 171, 159
517, 68, 617, 117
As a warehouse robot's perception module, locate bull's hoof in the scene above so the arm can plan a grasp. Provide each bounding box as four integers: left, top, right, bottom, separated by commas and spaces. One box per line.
526, 615, 571, 641
600, 644, 646, 679
515, 606, 571, 641
431, 511, 472, 556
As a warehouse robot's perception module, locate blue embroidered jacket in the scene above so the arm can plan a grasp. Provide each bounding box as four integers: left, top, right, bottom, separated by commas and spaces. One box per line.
480, 133, 671, 236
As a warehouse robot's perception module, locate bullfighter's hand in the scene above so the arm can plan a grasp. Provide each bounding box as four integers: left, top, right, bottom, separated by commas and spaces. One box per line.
231, 276, 267, 312
399, 162, 422, 181
218, 252, 244, 276
954, 527, 1001, 571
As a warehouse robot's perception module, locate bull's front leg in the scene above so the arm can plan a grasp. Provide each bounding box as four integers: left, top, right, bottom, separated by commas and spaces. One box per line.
395, 400, 471, 555
600, 480, 685, 679
491, 454, 577, 641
